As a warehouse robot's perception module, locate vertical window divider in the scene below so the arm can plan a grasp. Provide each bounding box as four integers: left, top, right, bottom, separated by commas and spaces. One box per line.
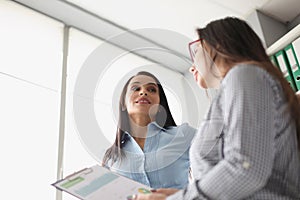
56, 25, 70, 200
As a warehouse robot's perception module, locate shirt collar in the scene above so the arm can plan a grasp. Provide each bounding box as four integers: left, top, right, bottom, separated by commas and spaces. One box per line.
123, 121, 167, 139
148, 121, 167, 131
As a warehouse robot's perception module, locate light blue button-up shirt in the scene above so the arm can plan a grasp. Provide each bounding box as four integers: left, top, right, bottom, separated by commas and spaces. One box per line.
109, 122, 196, 189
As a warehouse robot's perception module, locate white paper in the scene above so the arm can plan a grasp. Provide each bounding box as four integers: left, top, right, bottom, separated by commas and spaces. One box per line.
52, 165, 151, 200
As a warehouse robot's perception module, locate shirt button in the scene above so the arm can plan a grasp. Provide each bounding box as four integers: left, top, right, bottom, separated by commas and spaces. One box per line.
242, 161, 250, 169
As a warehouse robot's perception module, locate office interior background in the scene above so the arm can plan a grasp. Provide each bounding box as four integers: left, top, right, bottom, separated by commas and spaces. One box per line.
1, 0, 300, 199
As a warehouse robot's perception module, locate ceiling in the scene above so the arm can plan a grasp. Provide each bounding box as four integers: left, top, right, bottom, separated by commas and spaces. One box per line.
64, 0, 300, 37
13, 0, 300, 74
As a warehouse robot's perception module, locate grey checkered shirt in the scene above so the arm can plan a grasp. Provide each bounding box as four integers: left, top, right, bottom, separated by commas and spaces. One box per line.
168, 64, 300, 200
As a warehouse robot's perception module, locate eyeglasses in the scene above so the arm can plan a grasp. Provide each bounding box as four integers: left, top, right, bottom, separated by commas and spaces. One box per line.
188, 39, 202, 62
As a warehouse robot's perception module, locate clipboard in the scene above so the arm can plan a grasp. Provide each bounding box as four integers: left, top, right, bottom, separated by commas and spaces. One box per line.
52, 165, 151, 200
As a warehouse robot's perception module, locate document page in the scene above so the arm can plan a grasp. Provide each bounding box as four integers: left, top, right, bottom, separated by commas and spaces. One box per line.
52, 165, 151, 200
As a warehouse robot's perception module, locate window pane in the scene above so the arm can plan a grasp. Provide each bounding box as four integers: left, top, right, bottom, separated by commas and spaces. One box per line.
0, 74, 60, 200
64, 29, 102, 197
0, 1, 63, 200
0, 1, 63, 91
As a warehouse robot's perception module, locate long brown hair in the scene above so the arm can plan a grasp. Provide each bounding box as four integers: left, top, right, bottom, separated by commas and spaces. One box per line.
197, 17, 300, 151
102, 71, 177, 166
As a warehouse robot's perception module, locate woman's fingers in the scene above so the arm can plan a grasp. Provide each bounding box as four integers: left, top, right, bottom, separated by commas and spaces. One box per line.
135, 193, 167, 200
155, 188, 179, 196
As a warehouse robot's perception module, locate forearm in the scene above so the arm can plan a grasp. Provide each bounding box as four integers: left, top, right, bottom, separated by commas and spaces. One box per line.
167, 159, 272, 200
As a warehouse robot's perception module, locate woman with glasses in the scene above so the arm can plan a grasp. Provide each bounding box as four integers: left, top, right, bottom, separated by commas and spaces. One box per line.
102, 71, 197, 190
135, 17, 300, 200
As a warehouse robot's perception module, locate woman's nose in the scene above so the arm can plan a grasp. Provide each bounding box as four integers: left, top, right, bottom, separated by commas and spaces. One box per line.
139, 88, 147, 96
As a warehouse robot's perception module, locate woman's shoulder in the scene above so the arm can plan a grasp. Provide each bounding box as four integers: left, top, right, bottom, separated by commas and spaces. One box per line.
178, 122, 197, 130
224, 63, 275, 82
163, 123, 197, 145
221, 63, 285, 106
222, 63, 280, 91
168, 123, 197, 136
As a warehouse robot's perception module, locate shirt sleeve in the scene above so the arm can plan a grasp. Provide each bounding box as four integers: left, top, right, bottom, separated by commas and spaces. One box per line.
169, 66, 277, 200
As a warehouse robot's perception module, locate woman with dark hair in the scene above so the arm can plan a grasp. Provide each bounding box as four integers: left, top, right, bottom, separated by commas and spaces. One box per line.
136, 17, 300, 200
102, 71, 196, 189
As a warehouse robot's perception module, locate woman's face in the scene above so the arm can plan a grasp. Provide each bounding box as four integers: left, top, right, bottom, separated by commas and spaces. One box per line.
125, 75, 160, 120
189, 42, 221, 89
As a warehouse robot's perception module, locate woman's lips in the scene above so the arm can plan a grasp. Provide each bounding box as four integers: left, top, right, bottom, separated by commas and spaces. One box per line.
135, 98, 151, 104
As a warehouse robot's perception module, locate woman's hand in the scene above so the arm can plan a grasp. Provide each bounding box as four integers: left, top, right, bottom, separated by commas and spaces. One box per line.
153, 188, 179, 196
135, 188, 179, 200
135, 193, 167, 200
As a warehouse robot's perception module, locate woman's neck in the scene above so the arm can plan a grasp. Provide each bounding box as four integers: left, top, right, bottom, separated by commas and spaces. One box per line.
129, 115, 153, 150
129, 116, 150, 137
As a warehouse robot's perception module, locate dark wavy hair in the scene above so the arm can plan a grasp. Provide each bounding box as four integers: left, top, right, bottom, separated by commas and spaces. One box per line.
102, 71, 177, 166
197, 17, 300, 151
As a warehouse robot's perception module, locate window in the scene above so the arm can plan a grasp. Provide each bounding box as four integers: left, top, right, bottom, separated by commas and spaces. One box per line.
0, 1, 63, 200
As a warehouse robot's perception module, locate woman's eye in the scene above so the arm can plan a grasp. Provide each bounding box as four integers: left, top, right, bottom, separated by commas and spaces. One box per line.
148, 87, 157, 93
131, 86, 140, 91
